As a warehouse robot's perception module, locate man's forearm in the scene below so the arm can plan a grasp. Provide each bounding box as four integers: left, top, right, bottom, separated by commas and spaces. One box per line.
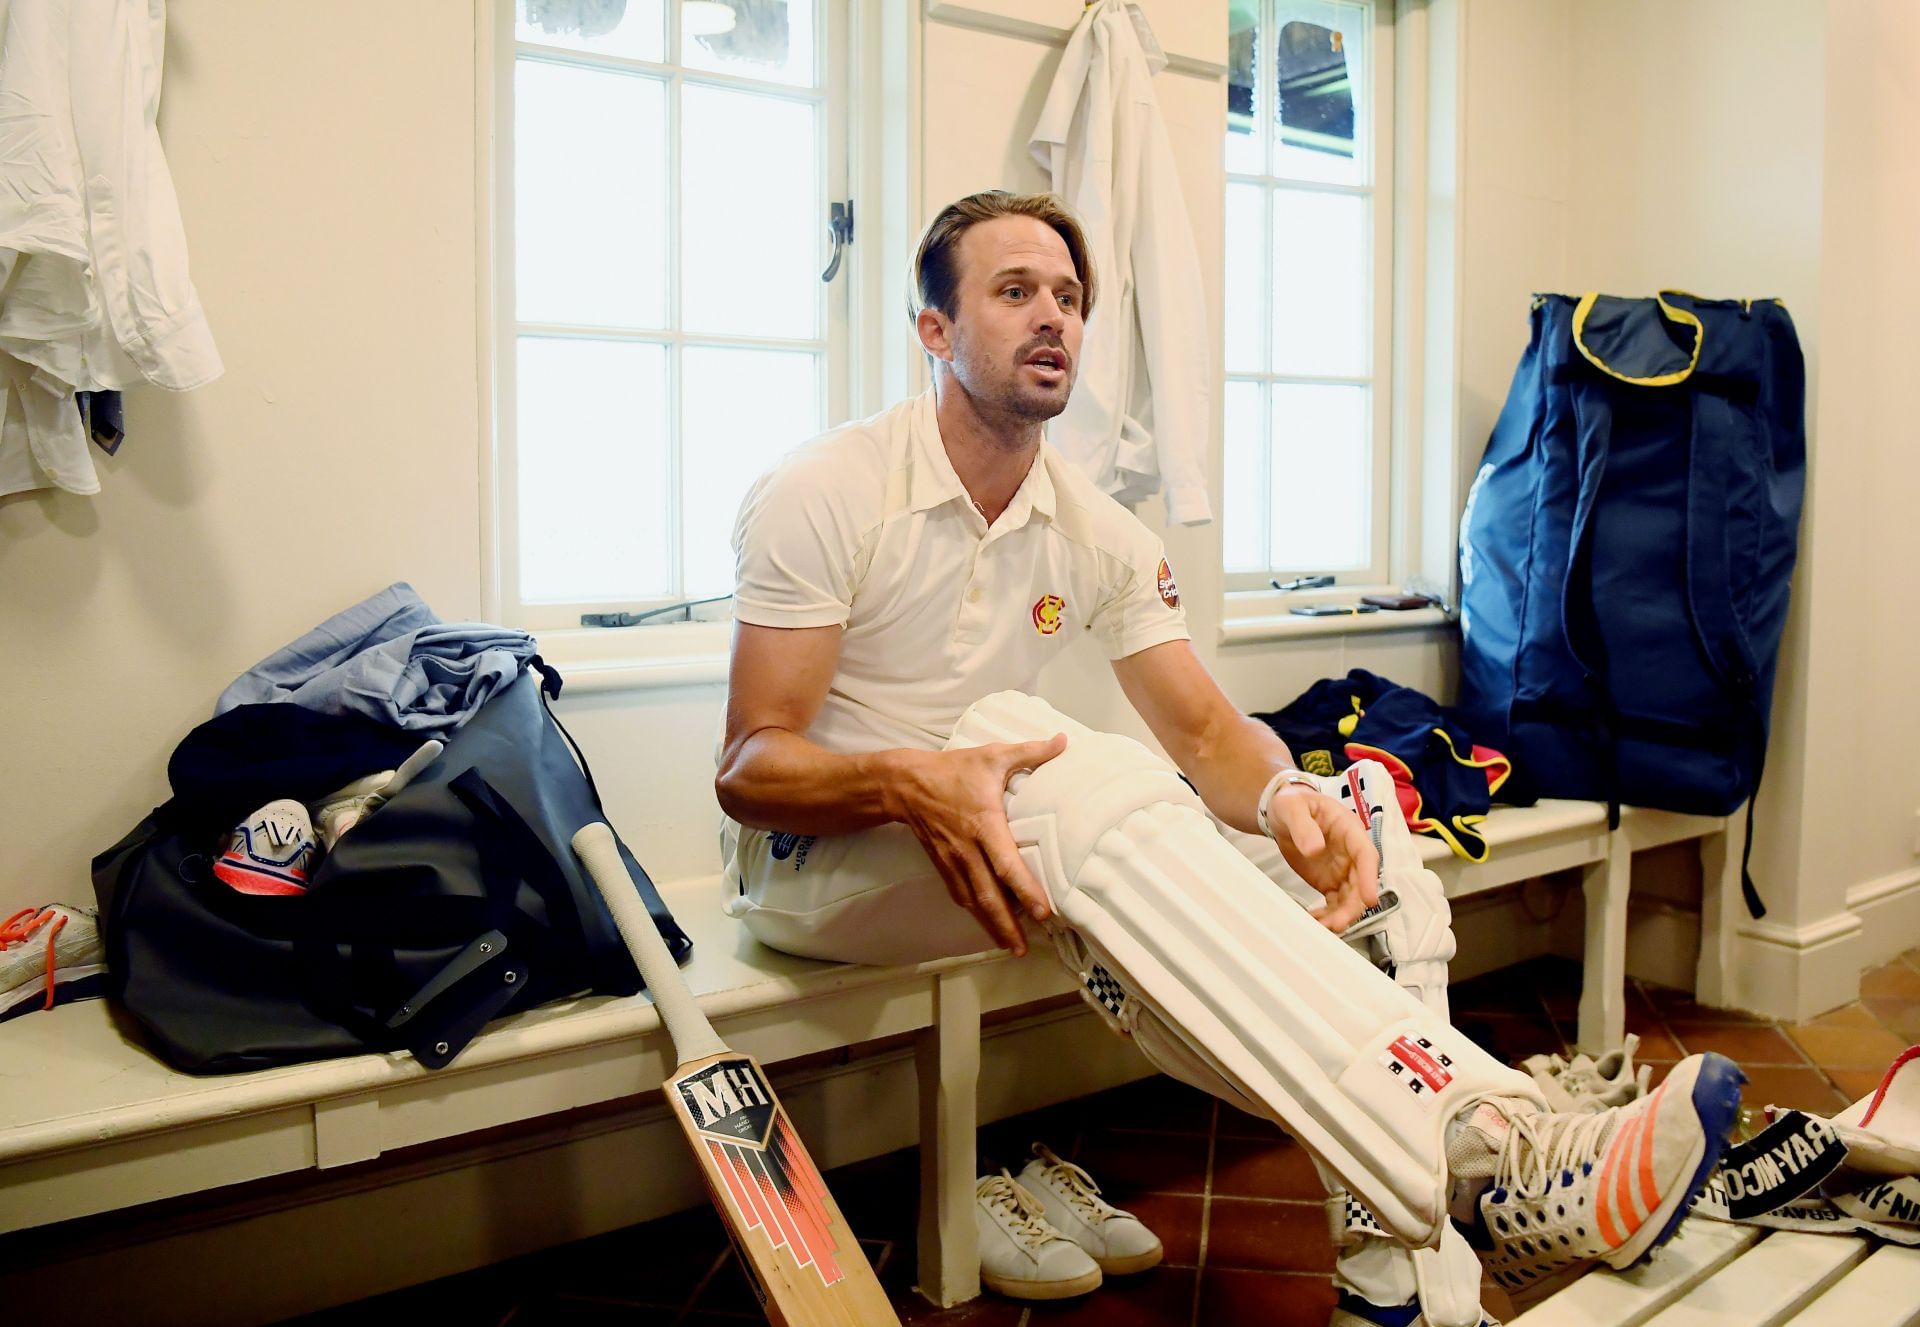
1178, 712, 1299, 837
714, 727, 918, 833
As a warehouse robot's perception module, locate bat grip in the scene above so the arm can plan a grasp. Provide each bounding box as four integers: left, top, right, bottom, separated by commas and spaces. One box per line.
572, 822, 727, 1063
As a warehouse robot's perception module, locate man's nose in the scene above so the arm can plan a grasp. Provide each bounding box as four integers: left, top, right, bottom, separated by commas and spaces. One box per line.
1030, 296, 1064, 335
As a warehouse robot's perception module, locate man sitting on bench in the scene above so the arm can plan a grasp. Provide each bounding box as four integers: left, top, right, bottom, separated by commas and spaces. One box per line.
714, 189, 1743, 1326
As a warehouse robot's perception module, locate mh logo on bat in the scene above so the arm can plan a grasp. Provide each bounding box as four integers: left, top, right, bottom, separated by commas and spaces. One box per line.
679, 1058, 778, 1145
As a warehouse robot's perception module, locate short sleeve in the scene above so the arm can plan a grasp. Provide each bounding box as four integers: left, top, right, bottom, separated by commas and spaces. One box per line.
731, 455, 861, 629
1089, 537, 1191, 660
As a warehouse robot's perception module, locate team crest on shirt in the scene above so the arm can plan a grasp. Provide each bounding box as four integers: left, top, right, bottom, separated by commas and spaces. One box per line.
1157, 558, 1180, 608
1031, 594, 1067, 635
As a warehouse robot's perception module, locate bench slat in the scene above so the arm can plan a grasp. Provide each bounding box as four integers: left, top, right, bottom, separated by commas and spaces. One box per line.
1779, 1243, 1920, 1327
1509, 1220, 1762, 1327
1642, 1230, 1873, 1327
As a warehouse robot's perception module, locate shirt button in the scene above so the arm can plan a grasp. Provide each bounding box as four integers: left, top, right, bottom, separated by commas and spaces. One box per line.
967, 588, 982, 603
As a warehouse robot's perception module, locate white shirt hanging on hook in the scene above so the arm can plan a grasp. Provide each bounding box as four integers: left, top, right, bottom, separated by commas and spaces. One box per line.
0, 0, 222, 496
1030, 0, 1212, 526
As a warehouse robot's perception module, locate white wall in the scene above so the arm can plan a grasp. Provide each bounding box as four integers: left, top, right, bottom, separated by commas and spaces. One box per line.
0, 2, 485, 905
1802, 0, 1920, 960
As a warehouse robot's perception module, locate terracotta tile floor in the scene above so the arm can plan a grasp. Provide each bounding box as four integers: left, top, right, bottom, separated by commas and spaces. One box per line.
284, 948, 1920, 1327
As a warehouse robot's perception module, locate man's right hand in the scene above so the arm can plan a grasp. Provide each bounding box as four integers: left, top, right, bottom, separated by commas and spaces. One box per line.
884, 735, 1068, 958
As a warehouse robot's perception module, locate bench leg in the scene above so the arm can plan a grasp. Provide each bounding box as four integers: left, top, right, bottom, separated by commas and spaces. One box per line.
915, 971, 981, 1307
1695, 806, 1746, 1011
1576, 835, 1633, 1054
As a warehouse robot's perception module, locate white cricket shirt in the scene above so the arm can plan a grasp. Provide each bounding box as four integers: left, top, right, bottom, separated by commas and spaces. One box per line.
731, 390, 1191, 754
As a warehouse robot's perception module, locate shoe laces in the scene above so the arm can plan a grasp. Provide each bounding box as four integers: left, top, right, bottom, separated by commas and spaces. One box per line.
978, 1172, 1062, 1251
1030, 1143, 1122, 1224
0, 907, 68, 1012
1491, 1098, 1622, 1200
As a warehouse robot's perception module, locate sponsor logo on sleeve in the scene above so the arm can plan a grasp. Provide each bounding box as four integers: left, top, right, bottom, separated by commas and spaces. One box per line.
1032, 594, 1066, 635
1157, 558, 1180, 608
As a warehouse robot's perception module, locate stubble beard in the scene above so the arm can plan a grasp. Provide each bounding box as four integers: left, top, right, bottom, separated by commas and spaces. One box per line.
953, 345, 1073, 435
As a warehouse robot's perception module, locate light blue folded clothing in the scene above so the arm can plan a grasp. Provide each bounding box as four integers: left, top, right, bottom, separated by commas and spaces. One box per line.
215, 582, 540, 733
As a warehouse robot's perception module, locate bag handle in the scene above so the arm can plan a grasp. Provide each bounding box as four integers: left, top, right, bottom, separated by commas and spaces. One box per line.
1571, 291, 1705, 387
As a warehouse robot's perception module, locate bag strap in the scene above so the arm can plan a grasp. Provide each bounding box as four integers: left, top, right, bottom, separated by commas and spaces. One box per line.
1679, 389, 1772, 919
1557, 384, 1624, 830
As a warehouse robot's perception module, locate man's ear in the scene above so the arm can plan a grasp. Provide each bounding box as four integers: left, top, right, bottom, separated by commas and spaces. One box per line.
916, 307, 954, 363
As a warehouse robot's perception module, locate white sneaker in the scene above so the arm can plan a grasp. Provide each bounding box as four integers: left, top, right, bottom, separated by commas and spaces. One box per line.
212, 798, 318, 895
974, 1171, 1103, 1300
1523, 1033, 1654, 1112
1017, 1143, 1164, 1275
309, 738, 444, 848
0, 904, 107, 1022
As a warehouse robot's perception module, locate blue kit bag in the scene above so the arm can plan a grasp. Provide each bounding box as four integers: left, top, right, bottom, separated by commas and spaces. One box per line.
1455, 292, 1805, 915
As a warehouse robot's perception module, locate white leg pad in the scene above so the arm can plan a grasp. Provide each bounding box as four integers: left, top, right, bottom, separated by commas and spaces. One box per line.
948, 692, 1540, 1246
1220, 760, 1457, 1017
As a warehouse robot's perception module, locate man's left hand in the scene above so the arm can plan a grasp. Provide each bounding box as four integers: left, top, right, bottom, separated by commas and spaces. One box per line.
1266, 785, 1380, 934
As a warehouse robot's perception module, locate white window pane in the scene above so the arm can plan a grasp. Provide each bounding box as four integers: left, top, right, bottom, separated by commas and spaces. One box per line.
679, 347, 821, 596
681, 86, 819, 339
1222, 380, 1267, 573
1271, 189, 1367, 377
1272, 2, 1367, 186
516, 0, 664, 62
1269, 384, 1368, 571
1225, 3, 1262, 173
1224, 184, 1267, 374
681, 0, 818, 88
517, 337, 671, 602
515, 60, 668, 328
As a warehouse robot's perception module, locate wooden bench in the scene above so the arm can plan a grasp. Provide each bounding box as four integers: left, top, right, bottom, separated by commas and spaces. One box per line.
1416, 800, 1746, 1052
0, 874, 1086, 1315
1511, 1218, 1920, 1326
0, 799, 1745, 1321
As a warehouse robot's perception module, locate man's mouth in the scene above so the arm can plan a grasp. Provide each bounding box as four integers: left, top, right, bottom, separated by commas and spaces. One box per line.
1023, 348, 1069, 378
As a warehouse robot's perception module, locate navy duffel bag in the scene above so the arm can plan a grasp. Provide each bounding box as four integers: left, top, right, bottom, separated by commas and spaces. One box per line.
1456, 292, 1806, 915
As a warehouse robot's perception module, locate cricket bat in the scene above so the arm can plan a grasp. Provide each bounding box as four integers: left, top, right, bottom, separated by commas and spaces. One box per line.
571, 823, 902, 1327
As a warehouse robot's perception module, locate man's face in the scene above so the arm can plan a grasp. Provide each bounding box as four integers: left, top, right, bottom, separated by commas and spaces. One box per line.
930, 215, 1086, 426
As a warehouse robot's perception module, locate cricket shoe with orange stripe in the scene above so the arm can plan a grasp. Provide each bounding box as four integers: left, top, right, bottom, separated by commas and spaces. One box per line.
1465, 1053, 1745, 1293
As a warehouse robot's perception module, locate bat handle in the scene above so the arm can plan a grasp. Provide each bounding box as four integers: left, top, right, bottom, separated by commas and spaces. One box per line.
572, 822, 727, 1063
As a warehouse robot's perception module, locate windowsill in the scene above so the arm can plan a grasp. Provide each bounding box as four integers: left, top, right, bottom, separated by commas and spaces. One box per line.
1218, 604, 1452, 646
533, 622, 733, 696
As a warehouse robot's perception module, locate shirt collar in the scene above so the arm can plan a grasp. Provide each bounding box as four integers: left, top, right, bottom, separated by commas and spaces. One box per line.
907, 389, 1058, 526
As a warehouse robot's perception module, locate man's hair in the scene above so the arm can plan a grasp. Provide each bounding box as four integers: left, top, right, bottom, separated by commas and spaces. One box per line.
908, 191, 1098, 323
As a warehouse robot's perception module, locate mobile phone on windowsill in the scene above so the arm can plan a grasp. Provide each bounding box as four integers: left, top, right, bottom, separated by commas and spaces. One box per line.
1290, 603, 1381, 617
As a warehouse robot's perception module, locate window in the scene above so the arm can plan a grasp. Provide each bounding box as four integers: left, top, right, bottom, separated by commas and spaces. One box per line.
1222, 0, 1393, 591
495, 0, 848, 628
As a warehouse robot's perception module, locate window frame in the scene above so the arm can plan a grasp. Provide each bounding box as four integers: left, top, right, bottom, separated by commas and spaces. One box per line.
1222, 0, 1396, 596
485, 0, 853, 634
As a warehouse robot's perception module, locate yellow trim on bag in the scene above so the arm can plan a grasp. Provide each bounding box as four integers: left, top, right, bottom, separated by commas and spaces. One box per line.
1344, 742, 1492, 864
1570, 290, 1704, 387
1430, 728, 1514, 798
